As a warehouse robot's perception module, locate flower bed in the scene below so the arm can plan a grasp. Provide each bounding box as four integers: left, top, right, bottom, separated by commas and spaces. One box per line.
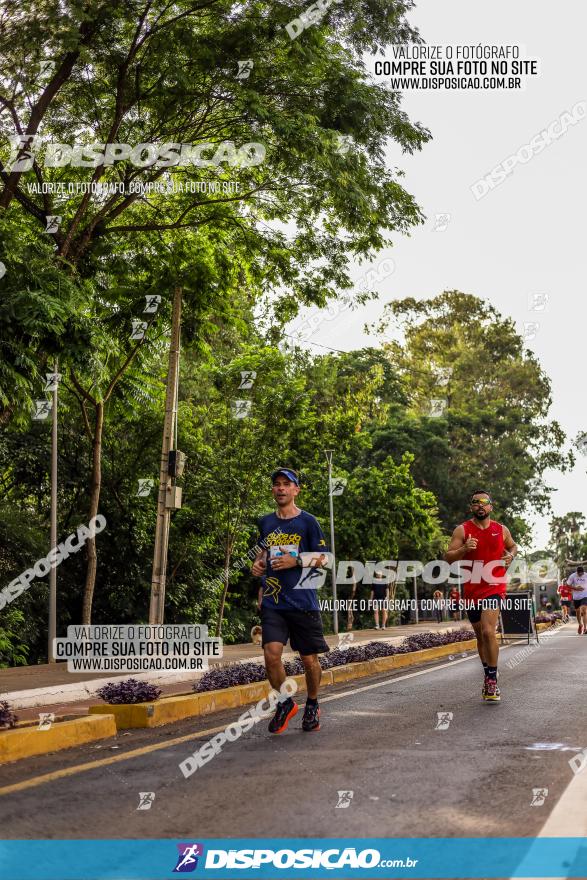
96, 678, 162, 704
535, 611, 562, 624
0, 700, 18, 729
194, 628, 476, 693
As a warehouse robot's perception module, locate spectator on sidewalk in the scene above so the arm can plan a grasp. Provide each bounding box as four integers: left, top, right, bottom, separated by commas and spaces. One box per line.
433, 589, 444, 623
370, 570, 390, 630
448, 585, 461, 621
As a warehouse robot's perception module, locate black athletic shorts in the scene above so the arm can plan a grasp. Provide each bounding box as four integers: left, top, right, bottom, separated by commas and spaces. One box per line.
465, 593, 505, 625
561, 600, 572, 607
371, 587, 388, 607
261, 605, 330, 656
573, 598, 587, 609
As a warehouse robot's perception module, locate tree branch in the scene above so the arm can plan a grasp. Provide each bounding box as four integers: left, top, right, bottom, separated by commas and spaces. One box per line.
104, 330, 152, 402
0, 10, 106, 209
70, 371, 98, 407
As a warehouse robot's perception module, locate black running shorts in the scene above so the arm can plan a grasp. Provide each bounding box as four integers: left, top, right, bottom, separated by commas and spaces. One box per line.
465, 593, 505, 625
573, 597, 587, 609
261, 605, 330, 656
371, 586, 388, 602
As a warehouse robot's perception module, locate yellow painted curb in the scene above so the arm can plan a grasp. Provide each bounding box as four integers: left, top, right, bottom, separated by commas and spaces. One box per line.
88, 624, 554, 730
0, 714, 117, 764
89, 680, 278, 728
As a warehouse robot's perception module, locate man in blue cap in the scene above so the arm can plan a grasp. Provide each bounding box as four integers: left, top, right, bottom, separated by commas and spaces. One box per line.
252, 467, 329, 733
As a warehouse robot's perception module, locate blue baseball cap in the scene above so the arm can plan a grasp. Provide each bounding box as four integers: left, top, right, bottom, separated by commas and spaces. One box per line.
271, 468, 300, 486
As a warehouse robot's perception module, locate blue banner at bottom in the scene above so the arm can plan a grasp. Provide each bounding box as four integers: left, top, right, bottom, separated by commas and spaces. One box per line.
1, 838, 587, 879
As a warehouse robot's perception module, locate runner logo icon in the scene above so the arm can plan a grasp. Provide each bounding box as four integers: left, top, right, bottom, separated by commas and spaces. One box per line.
173, 843, 204, 872
530, 788, 548, 806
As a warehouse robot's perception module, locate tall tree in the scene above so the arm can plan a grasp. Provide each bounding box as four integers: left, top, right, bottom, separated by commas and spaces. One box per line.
548, 512, 587, 570
372, 290, 573, 541
1, 1, 432, 622
0, 0, 428, 273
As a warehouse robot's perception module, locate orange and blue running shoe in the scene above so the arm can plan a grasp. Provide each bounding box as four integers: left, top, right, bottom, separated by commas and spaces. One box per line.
268, 698, 298, 734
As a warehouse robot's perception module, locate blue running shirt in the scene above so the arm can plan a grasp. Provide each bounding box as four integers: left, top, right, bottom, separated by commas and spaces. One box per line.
257, 510, 328, 611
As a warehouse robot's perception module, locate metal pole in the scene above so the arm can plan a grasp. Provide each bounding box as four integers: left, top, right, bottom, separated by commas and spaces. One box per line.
413, 573, 419, 624
48, 360, 58, 662
149, 287, 182, 624
325, 450, 338, 634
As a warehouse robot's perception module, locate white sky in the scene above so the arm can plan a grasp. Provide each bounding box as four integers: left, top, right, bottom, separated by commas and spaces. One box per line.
288, 0, 587, 551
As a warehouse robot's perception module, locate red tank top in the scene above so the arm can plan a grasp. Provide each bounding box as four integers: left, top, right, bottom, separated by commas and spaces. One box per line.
461, 519, 507, 599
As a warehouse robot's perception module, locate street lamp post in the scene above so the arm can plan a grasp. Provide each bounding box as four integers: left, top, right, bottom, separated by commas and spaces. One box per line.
324, 450, 338, 634
149, 286, 182, 625
48, 360, 59, 662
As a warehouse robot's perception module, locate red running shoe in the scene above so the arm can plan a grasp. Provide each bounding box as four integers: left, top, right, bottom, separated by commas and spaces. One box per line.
483, 677, 501, 702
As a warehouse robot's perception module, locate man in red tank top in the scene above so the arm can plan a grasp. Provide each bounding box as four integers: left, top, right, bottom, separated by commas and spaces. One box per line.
445, 490, 517, 702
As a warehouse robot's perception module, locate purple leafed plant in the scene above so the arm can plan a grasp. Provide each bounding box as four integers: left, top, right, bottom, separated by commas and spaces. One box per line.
194, 661, 268, 693
400, 628, 474, 653
96, 678, 162, 704
535, 612, 561, 624
194, 627, 475, 692
283, 657, 304, 675
0, 700, 18, 729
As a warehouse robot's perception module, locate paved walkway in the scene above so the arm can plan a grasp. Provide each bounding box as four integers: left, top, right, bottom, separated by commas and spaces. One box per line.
1, 619, 469, 721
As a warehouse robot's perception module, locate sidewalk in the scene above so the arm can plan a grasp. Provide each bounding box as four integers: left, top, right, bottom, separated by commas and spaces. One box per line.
1, 620, 469, 721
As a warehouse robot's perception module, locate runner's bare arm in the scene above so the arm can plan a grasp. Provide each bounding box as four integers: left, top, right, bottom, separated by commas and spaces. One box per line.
251, 549, 267, 577
502, 526, 517, 566
444, 525, 477, 563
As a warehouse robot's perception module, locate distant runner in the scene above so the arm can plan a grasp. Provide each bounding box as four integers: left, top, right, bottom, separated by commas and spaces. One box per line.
445, 490, 517, 702
567, 566, 587, 635
252, 467, 329, 733
557, 578, 573, 623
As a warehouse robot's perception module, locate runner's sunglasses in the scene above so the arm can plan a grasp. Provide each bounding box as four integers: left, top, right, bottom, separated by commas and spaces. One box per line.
471, 497, 492, 505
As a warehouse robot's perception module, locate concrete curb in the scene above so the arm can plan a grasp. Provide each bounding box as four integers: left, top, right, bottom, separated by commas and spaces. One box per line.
0, 636, 396, 710
0, 714, 117, 764
0, 625, 474, 709
2, 623, 553, 761
1, 667, 209, 711
89, 638, 480, 729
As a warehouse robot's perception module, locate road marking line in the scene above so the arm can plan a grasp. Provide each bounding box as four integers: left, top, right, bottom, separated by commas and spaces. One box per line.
0, 639, 529, 797
0, 722, 229, 798
509, 746, 587, 878
537, 760, 587, 837
319, 652, 478, 703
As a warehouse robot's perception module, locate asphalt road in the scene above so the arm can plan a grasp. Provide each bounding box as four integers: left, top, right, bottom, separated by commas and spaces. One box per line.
2, 622, 587, 841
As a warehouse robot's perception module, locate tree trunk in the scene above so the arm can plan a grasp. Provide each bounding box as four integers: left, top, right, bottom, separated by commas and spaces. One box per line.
347, 568, 357, 631
81, 402, 103, 624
